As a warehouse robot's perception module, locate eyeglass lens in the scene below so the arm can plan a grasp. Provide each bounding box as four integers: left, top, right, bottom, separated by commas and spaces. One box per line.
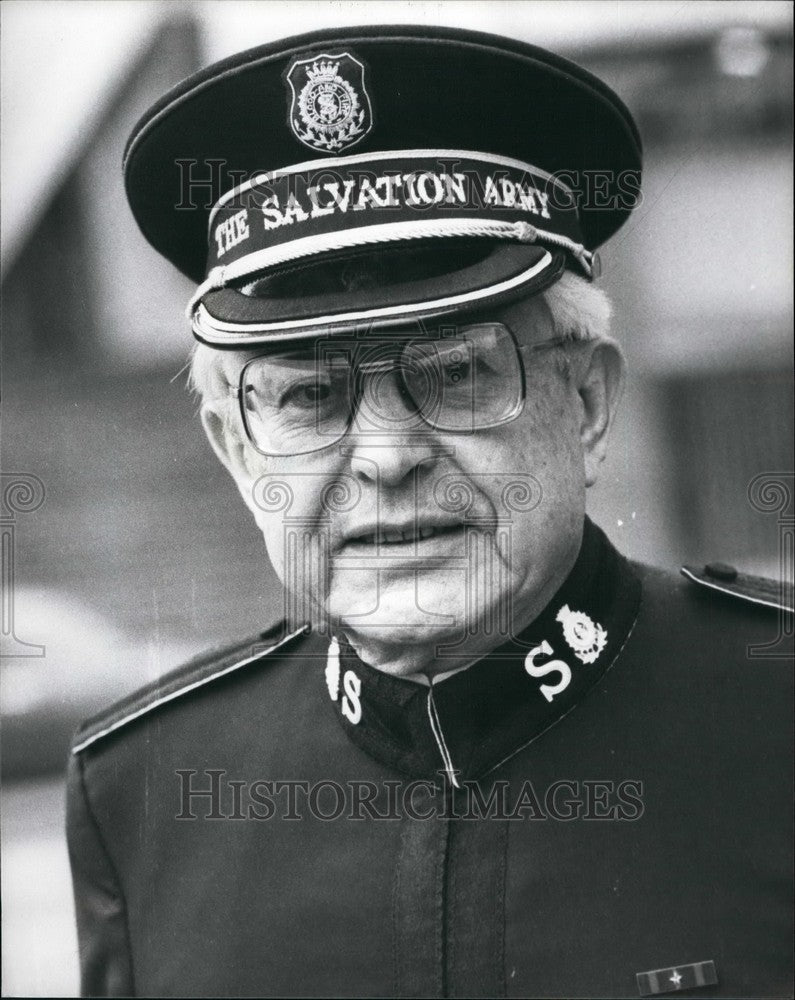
239, 323, 524, 455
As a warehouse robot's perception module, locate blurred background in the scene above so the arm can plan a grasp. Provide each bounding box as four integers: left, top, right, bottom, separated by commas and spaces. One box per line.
1, 1, 792, 994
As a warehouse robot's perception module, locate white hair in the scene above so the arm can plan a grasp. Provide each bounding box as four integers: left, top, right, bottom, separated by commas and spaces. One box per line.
542, 269, 612, 343
188, 269, 612, 407
190, 340, 231, 408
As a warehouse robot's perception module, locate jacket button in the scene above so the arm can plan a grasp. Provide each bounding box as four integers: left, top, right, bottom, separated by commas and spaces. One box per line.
704, 562, 738, 582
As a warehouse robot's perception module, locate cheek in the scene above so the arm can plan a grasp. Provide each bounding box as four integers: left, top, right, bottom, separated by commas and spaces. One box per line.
518, 403, 582, 492
458, 383, 582, 495
448, 384, 584, 562
507, 390, 585, 570
245, 450, 347, 576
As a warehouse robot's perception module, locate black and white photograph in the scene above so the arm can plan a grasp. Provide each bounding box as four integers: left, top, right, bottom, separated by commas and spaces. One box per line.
1, 1, 793, 996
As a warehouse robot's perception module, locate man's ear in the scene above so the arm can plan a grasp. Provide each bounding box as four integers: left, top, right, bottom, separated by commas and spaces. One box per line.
200, 404, 261, 520
573, 339, 626, 487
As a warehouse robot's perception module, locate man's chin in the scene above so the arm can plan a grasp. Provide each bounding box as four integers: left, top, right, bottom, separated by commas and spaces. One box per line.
324, 573, 464, 669
326, 572, 464, 633
335, 612, 464, 654
336, 620, 463, 678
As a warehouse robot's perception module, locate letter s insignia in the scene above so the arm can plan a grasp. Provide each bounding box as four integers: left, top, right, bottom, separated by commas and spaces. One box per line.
341, 669, 362, 724
524, 640, 572, 703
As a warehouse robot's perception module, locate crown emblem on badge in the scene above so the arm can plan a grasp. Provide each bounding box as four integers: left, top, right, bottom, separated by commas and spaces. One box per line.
286, 51, 373, 153
307, 60, 339, 81
556, 604, 608, 664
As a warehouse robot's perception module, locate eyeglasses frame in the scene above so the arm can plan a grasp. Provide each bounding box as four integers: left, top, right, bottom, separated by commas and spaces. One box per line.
232, 325, 571, 457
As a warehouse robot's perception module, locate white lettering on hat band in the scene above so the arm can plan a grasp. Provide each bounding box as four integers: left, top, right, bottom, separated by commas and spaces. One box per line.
209, 149, 575, 228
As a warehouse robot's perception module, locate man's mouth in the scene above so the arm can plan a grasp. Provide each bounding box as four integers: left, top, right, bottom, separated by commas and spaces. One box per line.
344, 524, 463, 547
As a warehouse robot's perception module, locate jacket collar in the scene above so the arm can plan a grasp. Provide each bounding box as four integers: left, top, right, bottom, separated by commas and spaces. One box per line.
323, 518, 641, 783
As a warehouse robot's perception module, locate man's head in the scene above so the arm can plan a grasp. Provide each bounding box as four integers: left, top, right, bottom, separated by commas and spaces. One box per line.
123, 25, 641, 674
192, 270, 623, 675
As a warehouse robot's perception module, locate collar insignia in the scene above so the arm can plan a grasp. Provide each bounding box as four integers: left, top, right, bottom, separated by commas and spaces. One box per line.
325, 637, 341, 701
324, 520, 641, 782
556, 603, 608, 664
286, 52, 373, 153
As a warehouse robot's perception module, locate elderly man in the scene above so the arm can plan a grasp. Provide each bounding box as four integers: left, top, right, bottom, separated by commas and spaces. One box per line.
67, 25, 792, 999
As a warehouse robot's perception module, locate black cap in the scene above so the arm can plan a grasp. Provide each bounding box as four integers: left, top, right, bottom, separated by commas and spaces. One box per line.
124, 25, 642, 347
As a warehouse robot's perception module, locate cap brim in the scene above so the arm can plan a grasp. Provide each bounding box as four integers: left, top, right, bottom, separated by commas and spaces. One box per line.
192, 241, 565, 347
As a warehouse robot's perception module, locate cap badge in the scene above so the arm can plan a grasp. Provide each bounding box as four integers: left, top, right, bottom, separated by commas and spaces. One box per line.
286, 51, 372, 153
556, 604, 608, 664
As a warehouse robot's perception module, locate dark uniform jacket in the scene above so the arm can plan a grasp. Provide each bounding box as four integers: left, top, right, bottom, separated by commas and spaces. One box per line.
66, 520, 793, 998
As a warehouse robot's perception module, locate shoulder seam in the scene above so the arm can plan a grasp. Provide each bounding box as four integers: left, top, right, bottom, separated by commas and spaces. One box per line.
72, 626, 308, 755
680, 567, 792, 613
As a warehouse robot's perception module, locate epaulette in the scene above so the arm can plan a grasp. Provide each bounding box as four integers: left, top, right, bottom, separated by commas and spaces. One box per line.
72, 622, 308, 754
681, 562, 793, 614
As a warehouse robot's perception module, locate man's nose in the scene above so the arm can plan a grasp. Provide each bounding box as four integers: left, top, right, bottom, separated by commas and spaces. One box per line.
345, 371, 445, 487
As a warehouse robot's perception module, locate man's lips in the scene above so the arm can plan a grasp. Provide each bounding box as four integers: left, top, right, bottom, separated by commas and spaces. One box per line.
339, 521, 464, 549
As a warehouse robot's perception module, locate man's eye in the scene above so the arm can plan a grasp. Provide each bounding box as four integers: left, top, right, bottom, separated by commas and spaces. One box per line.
441, 355, 502, 384
281, 381, 332, 409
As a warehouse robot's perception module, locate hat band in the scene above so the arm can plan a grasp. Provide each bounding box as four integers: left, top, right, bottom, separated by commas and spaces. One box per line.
188, 150, 586, 309
186, 217, 594, 320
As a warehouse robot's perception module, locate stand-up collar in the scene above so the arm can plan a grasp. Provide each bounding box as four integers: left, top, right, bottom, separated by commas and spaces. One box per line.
323, 518, 641, 783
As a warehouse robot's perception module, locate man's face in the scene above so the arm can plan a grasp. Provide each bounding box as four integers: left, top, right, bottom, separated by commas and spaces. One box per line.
205, 290, 619, 676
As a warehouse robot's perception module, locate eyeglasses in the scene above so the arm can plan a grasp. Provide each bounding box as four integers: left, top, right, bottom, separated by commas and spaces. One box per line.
233, 323, 567, 457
